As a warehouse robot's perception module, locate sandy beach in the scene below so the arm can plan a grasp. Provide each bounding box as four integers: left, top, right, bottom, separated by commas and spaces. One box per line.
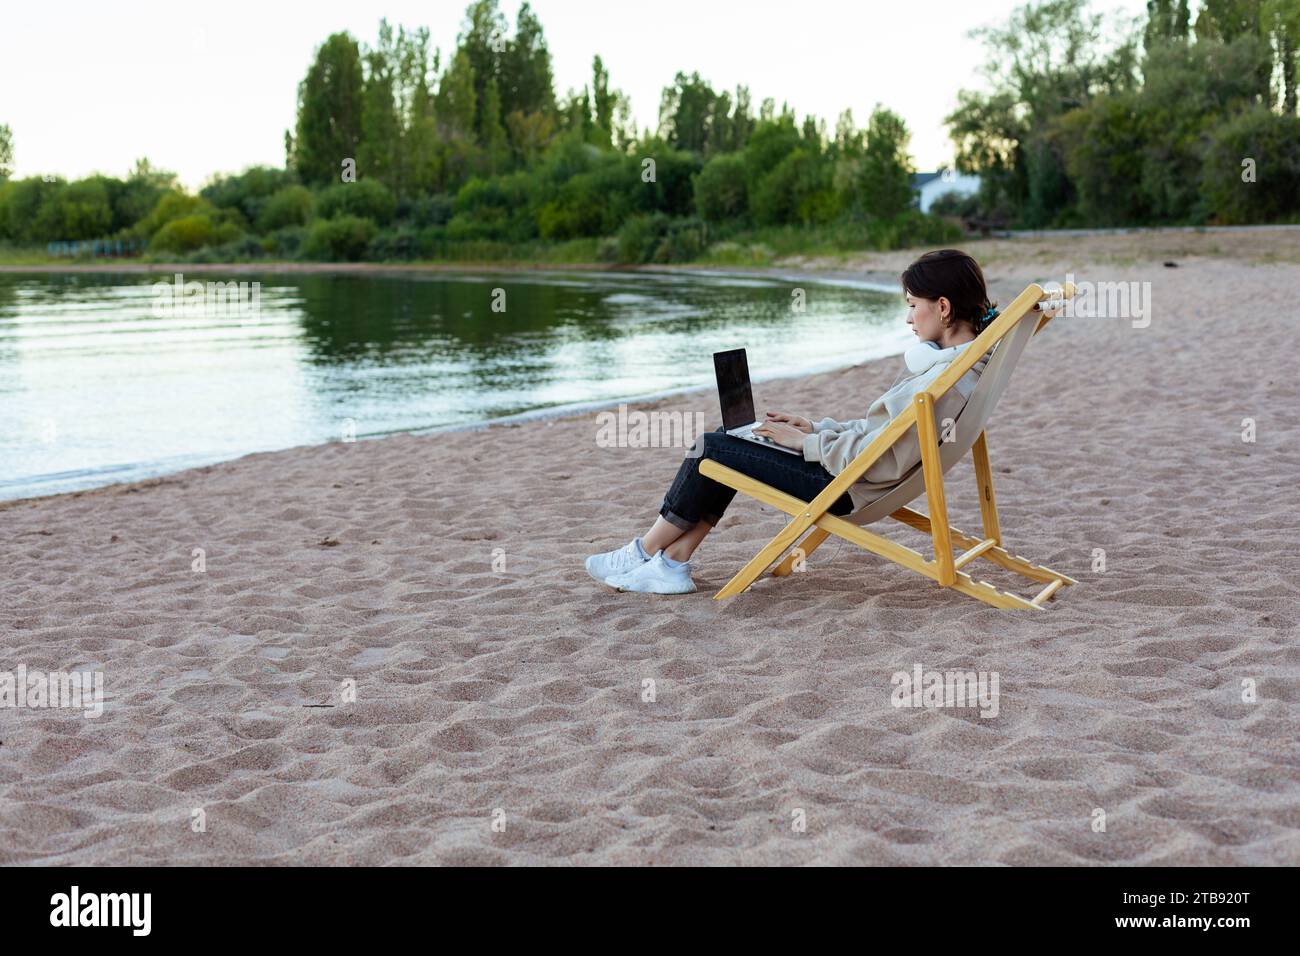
2, 237, 1298, 865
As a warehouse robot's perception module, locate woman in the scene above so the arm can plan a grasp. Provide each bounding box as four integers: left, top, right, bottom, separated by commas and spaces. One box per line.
585, 249, 1000, 594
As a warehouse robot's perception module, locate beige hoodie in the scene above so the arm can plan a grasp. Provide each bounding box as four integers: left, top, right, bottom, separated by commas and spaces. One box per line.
802, 341, 991, 511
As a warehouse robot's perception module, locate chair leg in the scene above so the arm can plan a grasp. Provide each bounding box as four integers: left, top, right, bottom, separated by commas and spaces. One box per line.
772, 527, 830, 577
714, 533, 792, 598
714, 505, 829, 597
914, 393, 955, 586
971, 431, 1001, 545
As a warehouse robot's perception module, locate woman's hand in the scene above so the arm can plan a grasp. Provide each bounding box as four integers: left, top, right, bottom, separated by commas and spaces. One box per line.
763, 410, 813, 433
752, 420, 809, 450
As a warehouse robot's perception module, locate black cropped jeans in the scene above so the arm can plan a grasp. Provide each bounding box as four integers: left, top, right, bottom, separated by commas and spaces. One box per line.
659, 426, 854, 531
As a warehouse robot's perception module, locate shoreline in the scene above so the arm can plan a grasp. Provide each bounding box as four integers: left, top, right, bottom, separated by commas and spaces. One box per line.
1, 263, 920, 509
4, 222, 1300, 278
0, 321, 914, 512
5, 235, 1292, 511
0, 258, 914, 295
0, 243, 1237, 509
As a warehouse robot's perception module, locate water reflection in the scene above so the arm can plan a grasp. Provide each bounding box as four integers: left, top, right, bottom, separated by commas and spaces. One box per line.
0, 270, 904, 500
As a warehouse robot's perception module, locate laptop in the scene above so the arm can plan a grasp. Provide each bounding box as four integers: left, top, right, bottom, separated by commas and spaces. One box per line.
713, 348, 802, 455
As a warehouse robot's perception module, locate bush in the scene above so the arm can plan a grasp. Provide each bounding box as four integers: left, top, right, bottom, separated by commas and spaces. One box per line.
38, 178, 114, 240
201, 166, 294, 225
537, 156, 641, 239
150, 214, 240, 253
868, 210, 963, 249
112, 167, 176, 234
315, 179, 396, 225
928, 191, 984, 219
615, 213, 668, 263
751, 148, 836, 226
416, 225, 447, 256
264, 226, 308, 259
701, 240, 774, 266
257, 185, 314, 232
0, 179, 59, 242
197, 234, 265, 262
693, 153, 748, 223
595, 236, 620, 262
742, 118, 803, 197
640, 147, 701, 218
408, 193, 455, 227
651, 217, 707, 263
305, 215, 378, 261
133, 191, 208, 240
367, 226, 421, 261
1202, 108, 1300, 225
1056, 95, 1149, 226
614, 213, 707, 264
449, 172, 539, 242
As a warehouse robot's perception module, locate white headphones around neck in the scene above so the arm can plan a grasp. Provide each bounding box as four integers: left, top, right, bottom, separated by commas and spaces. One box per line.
904, 340, 967, 374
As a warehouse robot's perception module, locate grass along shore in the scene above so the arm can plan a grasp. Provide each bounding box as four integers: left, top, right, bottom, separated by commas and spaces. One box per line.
4, 225, 1300, 278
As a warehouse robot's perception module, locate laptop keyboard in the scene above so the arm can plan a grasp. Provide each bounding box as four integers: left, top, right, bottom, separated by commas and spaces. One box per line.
732, 423, 779, 445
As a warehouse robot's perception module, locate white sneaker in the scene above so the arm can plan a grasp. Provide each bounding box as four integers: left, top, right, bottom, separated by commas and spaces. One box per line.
605, 552, 697, 594
585, 538, 650, 584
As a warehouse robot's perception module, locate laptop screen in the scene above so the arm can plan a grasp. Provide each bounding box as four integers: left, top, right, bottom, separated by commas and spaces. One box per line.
714, 349, 756, 430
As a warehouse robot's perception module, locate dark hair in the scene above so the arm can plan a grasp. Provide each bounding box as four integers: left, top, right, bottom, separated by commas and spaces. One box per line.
901, 249, 998, 334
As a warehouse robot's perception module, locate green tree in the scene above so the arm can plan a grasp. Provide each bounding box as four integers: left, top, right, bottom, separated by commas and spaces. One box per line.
1202, 107, 1300, 221
693, 153, 748, 222
399, 28, 443, 194
0, 178, 60, 241
1194, 0, 1272, 104
293, 33, 365, 185
359, 20, 404, 191
751, 147, 836, 225
741, 114, 802, 198
658, 72, 721, 154
436, 49, 480, 189
591, 56, 615, 147
150, 214, 239, 254
560, 86, 594, 142
114, 159, 177, 232
639, 143, 701, 217
730, 86, 756, 152
455, 0, 511, 150
946, 0, 1139, 223
258, 185, 315, 231
500, 2, 556, 120
43, 178, 114, 239
316, 179, 396, 224
201, 166, 291, 226
305, 214, 378, 260
1144, 0, 1192, 49
479, 77, 511, 172
1137, 33, 1265, 220
1055, 94, 1149, 224
859, 107, 914, 220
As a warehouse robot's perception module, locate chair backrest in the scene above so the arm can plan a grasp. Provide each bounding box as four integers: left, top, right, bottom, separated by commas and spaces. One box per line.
846, 306, 1041, 526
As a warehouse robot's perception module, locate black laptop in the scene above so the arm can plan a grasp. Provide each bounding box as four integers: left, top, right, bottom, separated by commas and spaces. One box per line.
713, 349, 801, 455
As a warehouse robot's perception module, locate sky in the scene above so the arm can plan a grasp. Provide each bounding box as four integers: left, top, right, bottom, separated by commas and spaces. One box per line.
0, 0, 1149, 189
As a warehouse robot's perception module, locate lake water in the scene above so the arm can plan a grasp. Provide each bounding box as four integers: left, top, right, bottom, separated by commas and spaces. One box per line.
0, 269, 908, 502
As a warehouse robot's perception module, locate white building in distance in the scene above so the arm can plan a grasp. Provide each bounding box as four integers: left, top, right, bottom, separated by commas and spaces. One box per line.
912, 170, 981, 213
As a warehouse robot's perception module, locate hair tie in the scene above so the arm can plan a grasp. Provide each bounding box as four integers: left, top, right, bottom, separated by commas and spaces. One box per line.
984, 306, 998, 322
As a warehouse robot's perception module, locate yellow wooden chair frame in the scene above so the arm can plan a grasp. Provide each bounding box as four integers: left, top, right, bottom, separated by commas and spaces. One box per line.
699, 281, 1078, 609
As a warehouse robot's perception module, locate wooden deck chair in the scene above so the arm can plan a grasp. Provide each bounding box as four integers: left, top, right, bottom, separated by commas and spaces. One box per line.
699, 280, 1078, 609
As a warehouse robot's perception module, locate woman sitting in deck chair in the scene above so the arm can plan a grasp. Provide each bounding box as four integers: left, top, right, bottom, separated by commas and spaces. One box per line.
585, 249, 998, 594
